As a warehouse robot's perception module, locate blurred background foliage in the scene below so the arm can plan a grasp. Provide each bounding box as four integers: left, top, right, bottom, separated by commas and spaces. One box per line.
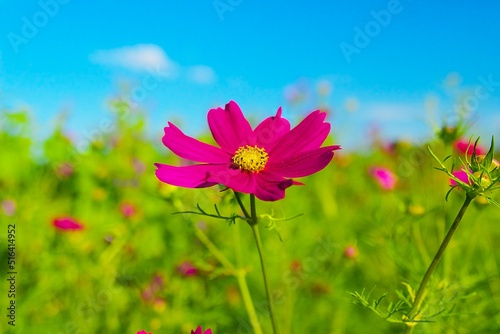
1, 99, 499, 334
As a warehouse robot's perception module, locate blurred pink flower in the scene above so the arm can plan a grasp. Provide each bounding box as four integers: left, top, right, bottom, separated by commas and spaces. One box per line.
290, 259, 302, 273
191, 326, 212, 334
155, 101, 340, 201
120, 202, 136, 218
132, 158, 146, 174
177, 261, 198, 276
1, 199, 16, 216
55, 162, 74, 178
369, 166, 397, 190
344, 245, 359, 259
450, 170, 470, 186
52, 217, 84, 231
142, 274, 164, 303
137, 330, 152, 334
454, 139, 486, 156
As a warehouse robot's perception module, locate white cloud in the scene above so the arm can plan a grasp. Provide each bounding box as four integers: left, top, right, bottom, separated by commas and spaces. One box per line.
89, 44, 178, 77
362, 101, 423, 122
90, 44, 217, 85
186, 65, 217, 85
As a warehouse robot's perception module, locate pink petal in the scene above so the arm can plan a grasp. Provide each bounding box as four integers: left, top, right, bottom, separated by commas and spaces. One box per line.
254, 172, 294, 201
208, 101, 253, 154
454, 139, 486, 155
155, 163, 223, 188
155, 163, 257, 194
191, 326, 212, 334
269, 110, 331, 161
223, 168, 258, 194
53, 217, 84, 231
266, 146, 340, 178
162, 122, 229, 163
450, 170, 470, 186
252, 107, 291, 151
370, 167, 397, 190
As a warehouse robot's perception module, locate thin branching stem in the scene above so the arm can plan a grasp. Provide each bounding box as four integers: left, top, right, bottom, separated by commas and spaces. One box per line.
406, 193, 475, 332
194, 227, 263, 334
234, 192, 279, 333
234, 191, 251, 219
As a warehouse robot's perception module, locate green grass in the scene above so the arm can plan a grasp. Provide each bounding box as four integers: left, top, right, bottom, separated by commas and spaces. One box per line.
1, 107, 499, 333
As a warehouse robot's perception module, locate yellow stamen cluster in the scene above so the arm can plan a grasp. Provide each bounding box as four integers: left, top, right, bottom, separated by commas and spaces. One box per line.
232, 145, 269, 172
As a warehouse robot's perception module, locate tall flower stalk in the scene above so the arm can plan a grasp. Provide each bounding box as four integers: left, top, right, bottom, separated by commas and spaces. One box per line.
405, 193, 474, 332
235, 192, 279, 333
405, 138, 499, 332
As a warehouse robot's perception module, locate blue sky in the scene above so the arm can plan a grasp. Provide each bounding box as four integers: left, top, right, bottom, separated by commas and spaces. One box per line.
1, 0, 500, 149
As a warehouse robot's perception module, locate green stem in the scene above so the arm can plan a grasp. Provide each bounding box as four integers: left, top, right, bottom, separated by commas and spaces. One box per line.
234, 191, 251, 219
406, 194, 475, 330
235, 271, 264, 334
194, 227, 234, 270
194, 227, 263, 334
249, 194, 280, 334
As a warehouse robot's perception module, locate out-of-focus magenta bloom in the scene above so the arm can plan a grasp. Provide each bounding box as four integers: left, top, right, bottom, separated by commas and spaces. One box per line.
191, 326, 212, 334
133, 158, 147, 174
177, 261, 197, 276
1, 199, 16, 216
344, 245, 359, 259
52, 217, 84, 231
142, 274, 164, 302
155, 101, 340, 201
450, 170, 470, 186
120, 202, 136, 218
290, 259, 302, 273
137, 330, 152, 334
454, 139, 486, 155
369, 166, 397, 190
55, 162, 74, 178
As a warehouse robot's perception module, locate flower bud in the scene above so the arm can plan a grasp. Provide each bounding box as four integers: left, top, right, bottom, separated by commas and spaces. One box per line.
474, 155, 500, 171
472, 171, 492, 188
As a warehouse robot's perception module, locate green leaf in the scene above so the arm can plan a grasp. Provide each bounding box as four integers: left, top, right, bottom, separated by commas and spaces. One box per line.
483, 136, 495, 170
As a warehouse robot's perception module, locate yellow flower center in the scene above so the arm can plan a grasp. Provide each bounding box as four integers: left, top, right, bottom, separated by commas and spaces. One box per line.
232, 145, 269, 172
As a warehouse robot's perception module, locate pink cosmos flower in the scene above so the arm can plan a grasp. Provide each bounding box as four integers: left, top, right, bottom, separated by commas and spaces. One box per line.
142, 274, 164, 302
52, 217, 84, 231
344, 245, 359, 259
454, 139, 486, 156
191, 326, 212, 334
55, 162, 74, 178
120, 202, 136, 218
1, 199, 16, 216
450, 170, 470, 186
137, 330, 152, 334
155, 101, 340, 201
177, 261, 198, 276
369, 166, 397, 190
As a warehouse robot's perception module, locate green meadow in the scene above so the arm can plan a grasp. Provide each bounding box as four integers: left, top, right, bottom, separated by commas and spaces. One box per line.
1, 103, 499, 334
